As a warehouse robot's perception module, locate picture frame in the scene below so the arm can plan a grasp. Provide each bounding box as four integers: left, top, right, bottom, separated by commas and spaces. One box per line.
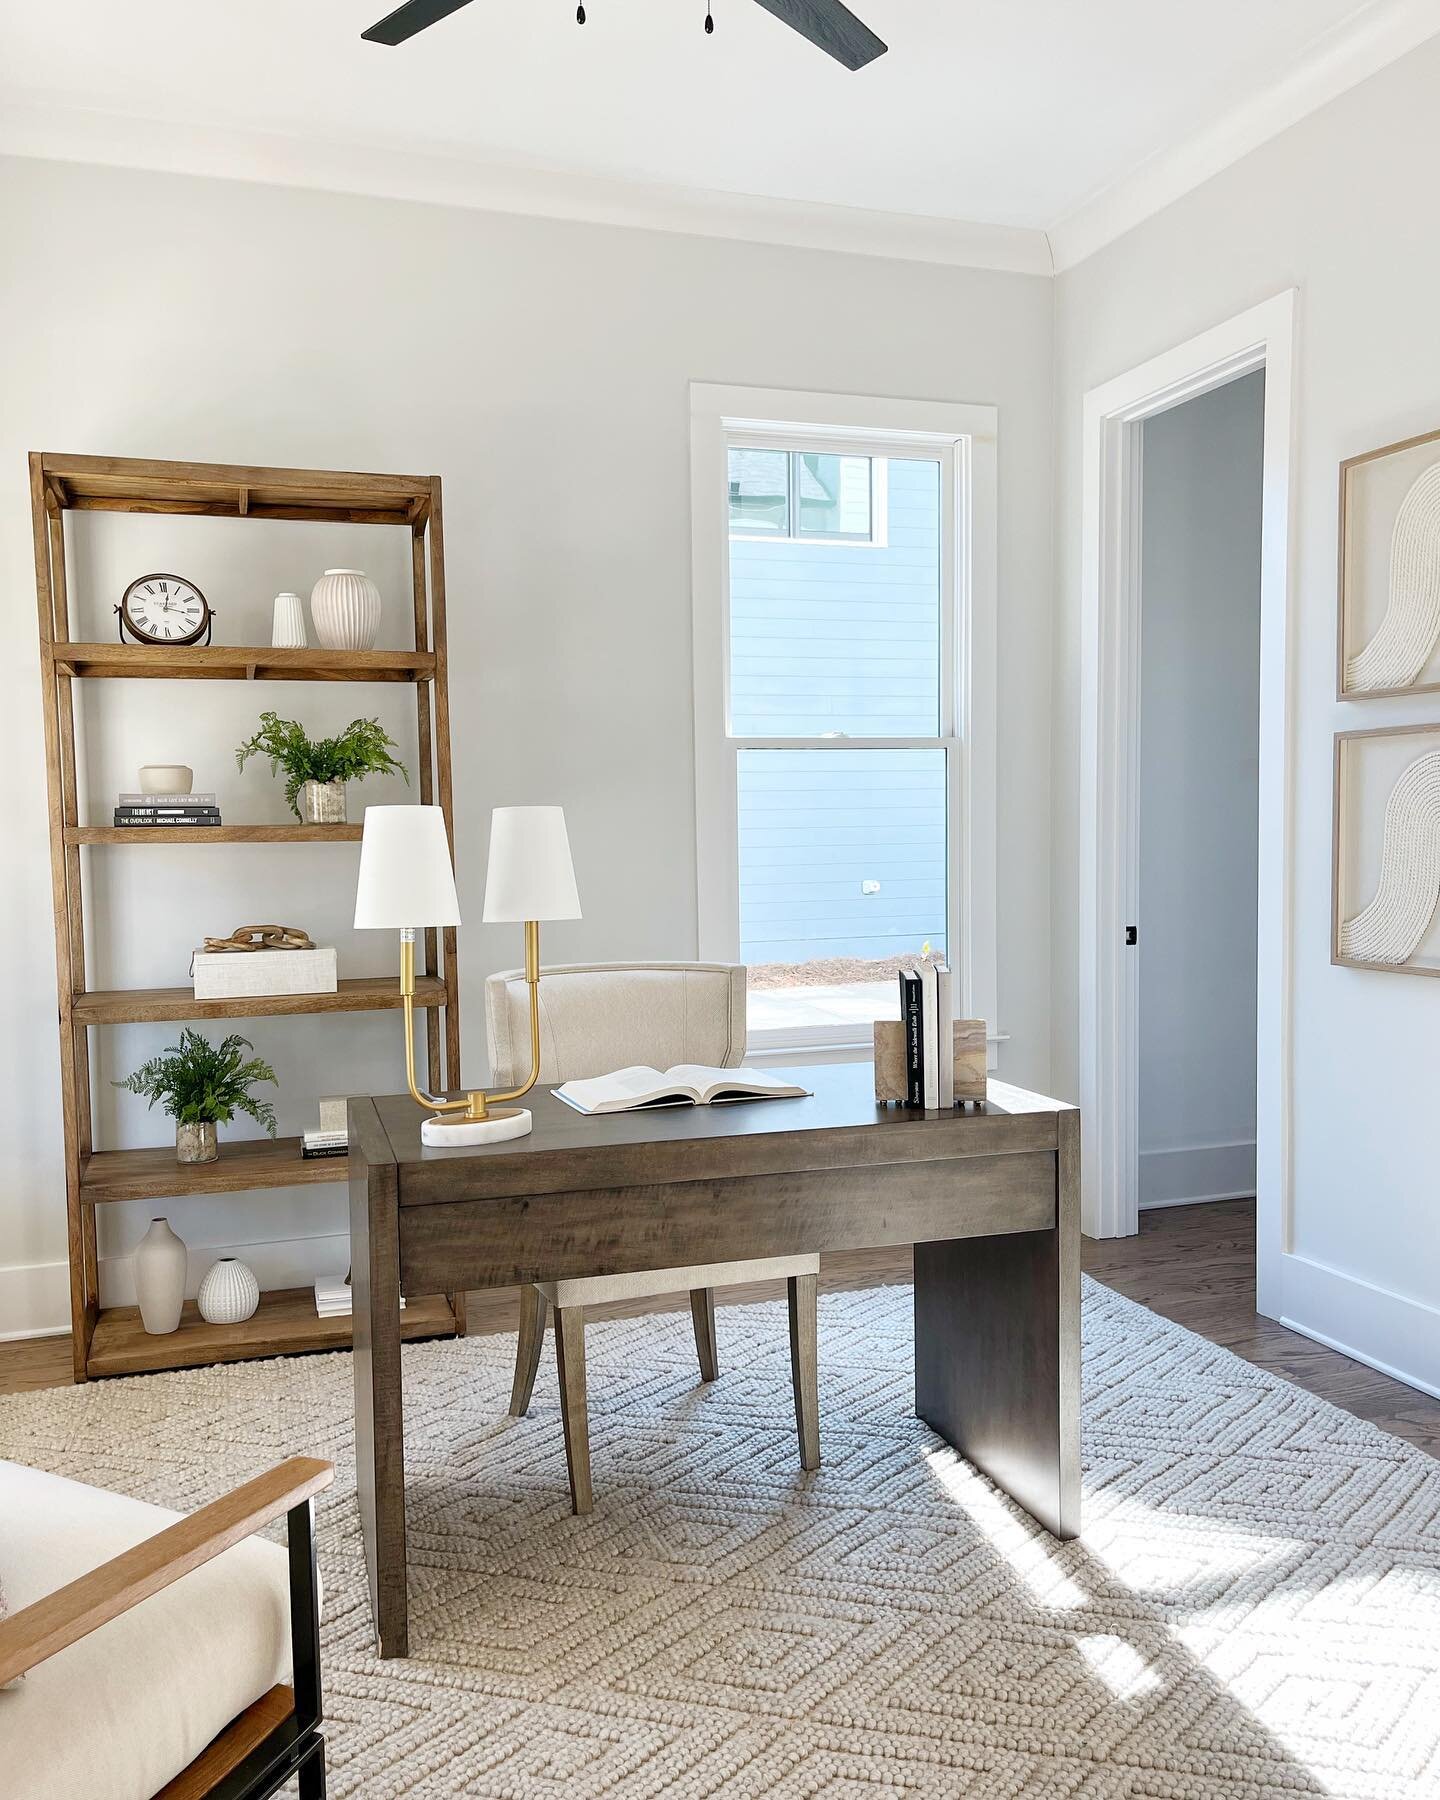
1337, 425, 1440, 700
1332, 722, 1440, 977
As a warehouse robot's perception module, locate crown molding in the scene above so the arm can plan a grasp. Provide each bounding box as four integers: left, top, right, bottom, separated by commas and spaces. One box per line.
0, 98, 1054, 277
1048, 0, 1440, 272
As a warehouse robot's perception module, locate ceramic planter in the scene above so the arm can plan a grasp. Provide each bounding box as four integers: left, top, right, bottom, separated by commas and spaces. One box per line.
300, 778, 347, 825
197, 1257, 260, 1325
310, 568, 381, 650
176, 1120, 218, 1164
134, 1218, 187, 1334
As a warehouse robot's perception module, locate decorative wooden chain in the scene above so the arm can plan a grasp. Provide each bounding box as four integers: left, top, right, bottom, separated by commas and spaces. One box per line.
201, 924, 315, 954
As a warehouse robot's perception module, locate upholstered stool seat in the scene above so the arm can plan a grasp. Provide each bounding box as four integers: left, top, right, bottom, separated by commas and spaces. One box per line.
1, 1460, 293, 1800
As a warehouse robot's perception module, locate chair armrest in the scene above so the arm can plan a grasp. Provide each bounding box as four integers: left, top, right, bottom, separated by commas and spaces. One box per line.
0, 1456, 333, 1686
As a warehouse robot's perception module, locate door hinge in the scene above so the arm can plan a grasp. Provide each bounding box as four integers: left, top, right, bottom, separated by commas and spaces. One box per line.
1125, 925, 1138, 946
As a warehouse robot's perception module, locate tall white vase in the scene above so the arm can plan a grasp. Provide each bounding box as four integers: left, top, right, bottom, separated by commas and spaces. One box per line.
310, 569, 381, 650
134, 1218, 187, 1335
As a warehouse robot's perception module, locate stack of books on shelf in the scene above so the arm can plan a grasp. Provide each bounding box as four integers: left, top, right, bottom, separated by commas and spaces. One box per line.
113, 791, 221, 828
314, 1276, 406, 1319
301, 1128, 348, 1161
898, 960, 955, 1109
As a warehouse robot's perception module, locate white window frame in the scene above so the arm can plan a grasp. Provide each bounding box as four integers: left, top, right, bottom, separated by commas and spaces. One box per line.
690, 383, 999, 1060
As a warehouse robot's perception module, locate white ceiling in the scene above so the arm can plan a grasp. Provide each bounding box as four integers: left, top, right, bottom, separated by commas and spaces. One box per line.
2, 0, 1437, 268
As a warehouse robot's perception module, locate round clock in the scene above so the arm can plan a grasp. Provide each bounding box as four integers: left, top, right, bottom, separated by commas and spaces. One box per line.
116, 573, 215, 647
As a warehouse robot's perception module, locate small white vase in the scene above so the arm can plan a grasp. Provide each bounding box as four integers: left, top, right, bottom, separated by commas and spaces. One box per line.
134, 1218, 187, 1336
310, 569, 381, 651
197, 1258, 260, 1325
271, 592, 307, 648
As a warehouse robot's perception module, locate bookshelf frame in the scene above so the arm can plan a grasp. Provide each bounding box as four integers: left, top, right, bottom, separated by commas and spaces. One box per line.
30, 452, 464, 1380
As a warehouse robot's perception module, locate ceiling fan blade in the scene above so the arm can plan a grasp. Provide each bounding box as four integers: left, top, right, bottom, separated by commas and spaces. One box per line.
361, 0, 476, 46
750, 0, 887, 69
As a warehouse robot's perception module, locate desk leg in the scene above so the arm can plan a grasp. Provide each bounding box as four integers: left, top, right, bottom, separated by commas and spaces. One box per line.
913, 1112, 1081, 1539
351, 1148, 409, 1658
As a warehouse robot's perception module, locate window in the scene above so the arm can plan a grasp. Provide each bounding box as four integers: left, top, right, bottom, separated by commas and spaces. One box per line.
728, 449, 882, 543
692, 387, 998, 1054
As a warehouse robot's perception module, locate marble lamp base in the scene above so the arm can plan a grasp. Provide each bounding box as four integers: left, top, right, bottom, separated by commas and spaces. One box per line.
421, 1107, 532, 1147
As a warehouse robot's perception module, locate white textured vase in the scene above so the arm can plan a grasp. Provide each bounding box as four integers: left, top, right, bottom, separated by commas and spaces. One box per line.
271, 591, 307, 648
134, 1218, 187, 1336
197, 1257, 260, 1325
310, 569, 381, 650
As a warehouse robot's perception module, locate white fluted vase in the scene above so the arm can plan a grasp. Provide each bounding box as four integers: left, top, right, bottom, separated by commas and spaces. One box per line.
310, 569, 381, 650
197, 1258, 260, 1325
134, 1218, 187, 1336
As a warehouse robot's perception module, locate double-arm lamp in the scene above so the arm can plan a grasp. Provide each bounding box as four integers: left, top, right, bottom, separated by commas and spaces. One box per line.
353, 804, 581, 1146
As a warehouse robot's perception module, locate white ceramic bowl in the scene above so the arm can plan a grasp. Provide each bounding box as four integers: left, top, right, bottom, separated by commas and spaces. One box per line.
139, 764, 194, 795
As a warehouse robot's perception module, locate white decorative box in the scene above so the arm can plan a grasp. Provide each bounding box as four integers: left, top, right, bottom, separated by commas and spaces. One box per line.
191, 946, 338, 999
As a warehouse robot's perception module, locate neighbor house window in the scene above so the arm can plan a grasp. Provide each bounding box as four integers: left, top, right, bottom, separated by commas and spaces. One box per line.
728, 449, 882, 543
691, 387, 998, 1053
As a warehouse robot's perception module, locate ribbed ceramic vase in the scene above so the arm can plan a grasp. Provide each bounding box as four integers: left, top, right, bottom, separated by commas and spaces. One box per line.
271, 591, 307, 648
197, 1257, 260, 1325
310, 569, 381, 650
134, 1218, 187, 1335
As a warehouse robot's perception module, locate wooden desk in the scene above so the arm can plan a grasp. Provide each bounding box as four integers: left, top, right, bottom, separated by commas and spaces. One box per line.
350, 1064, 1080, 1659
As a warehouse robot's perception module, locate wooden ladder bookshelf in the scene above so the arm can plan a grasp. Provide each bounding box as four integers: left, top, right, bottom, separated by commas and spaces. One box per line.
30, 452, 465, 1381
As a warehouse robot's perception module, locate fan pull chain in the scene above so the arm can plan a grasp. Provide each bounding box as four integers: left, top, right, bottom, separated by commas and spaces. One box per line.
576, 2, 585, 20
705, 1, 714, 31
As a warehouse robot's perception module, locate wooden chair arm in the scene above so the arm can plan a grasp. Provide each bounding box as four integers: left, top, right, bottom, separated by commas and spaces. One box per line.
0, 1456, 333, 1687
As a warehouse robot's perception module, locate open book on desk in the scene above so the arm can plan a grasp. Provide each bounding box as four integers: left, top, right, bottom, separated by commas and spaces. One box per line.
552, 1064, 811, 1116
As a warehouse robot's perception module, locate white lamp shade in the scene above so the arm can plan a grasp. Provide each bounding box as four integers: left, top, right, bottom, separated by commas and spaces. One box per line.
482, 805, 581, 923
353, 806, 462, 929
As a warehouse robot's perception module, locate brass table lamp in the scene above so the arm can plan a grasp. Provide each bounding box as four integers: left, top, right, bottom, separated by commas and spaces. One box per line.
354, 804, 581, 1145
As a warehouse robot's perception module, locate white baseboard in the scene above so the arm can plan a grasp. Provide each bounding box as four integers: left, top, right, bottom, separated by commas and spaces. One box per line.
1278, 1251, 1440, 1401
0, 1231, 351, 1341
1139, 1140, 1256, 1210
0, 1261, 72, 1341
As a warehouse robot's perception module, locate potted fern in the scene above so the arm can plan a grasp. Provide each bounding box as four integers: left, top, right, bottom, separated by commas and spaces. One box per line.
115, 1029, 279, 1164
235, 711, 408, 824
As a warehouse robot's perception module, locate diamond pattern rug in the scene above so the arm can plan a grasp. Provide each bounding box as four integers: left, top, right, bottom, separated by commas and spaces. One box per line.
3, 1278, 1438, 1798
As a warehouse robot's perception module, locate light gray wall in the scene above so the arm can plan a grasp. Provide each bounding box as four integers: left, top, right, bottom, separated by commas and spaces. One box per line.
0, 155, 1055, 1334
1137, 373, 1263, 1207
1053, 37, 1440, 1389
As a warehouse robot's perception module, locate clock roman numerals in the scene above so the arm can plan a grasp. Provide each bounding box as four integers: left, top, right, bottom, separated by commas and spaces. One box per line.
119, 573, 211, 648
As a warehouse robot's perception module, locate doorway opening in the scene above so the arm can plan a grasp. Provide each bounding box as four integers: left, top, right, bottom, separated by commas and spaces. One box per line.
1078, 292, 1295, 1323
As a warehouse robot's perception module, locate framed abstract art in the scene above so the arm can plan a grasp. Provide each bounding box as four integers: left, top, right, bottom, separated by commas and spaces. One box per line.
1333, 722, 1440, 977
1337, 426, 1440, 699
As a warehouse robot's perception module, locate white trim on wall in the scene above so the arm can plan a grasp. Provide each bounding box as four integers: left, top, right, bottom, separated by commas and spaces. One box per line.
689, 383, 999, 1060
1138, 1141, 1257, 1210
1078, 293, 1297, 1293
0, 114, 1055, 276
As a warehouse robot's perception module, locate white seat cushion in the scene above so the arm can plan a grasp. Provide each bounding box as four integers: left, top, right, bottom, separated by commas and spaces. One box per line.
0, 1460, 292, 1800
537, 1253, 820, 1309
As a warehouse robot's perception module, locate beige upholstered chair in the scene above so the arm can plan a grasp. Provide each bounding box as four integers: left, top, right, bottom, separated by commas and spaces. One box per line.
485, 961, 821, 1513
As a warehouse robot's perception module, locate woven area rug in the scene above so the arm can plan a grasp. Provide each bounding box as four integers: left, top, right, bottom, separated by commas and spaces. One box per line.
3, 1279, 1439, 1798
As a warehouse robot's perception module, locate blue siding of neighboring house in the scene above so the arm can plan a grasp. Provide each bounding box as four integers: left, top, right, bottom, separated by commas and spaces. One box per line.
731, 458, 948, 965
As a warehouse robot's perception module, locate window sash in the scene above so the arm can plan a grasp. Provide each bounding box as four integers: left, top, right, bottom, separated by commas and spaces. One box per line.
690, 385, 997, 1059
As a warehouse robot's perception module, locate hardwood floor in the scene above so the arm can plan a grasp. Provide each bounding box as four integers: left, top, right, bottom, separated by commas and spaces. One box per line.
3, 1200, 1436, 1458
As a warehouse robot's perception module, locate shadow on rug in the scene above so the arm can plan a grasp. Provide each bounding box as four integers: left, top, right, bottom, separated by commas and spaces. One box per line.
2, 1278, 1438, 1797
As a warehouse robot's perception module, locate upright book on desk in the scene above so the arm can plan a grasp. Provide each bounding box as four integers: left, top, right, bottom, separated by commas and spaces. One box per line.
553, 1065, 810, 1115
899, 968, 924, 1107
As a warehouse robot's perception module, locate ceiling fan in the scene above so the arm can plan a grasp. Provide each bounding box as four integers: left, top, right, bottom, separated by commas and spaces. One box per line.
361, 0, 888, 72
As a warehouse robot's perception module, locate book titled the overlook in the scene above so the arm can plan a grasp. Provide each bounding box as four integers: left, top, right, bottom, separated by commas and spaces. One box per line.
553, 1064, 810, 1116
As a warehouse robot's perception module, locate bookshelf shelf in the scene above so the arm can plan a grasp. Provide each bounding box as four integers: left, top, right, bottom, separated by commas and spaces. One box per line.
68, 824, 366, 844
86, 1288, 458, 1379
33, 451, 464, 1382
73, 975, 446, 1027
49, 643, 435, 683
81, 1136, 347, 1204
